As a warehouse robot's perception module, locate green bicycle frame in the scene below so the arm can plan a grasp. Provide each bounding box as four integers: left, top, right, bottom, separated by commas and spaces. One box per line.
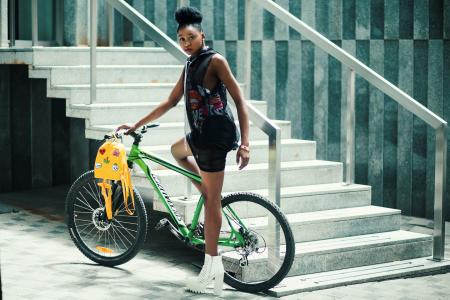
127, 143, 245, 248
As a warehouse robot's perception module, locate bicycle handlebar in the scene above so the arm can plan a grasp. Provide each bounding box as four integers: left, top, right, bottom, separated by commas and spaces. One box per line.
104, 123, 160, 143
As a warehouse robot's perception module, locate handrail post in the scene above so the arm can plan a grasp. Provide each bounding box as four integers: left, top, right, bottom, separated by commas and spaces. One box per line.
90, 0, 97, 104
433, 124, 447, 261
268, 129, 281, 207
268, 128, 281, 260
8, 0, 15, 47
55, 0, 64, 46
345, 69, 356, 184
1, 0, 8, 47
31, 0, 38, 46
244, 0, 252, 100
107, 2, 114, 46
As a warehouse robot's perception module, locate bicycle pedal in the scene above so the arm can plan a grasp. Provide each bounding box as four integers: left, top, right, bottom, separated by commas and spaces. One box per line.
155, 218, 169, 231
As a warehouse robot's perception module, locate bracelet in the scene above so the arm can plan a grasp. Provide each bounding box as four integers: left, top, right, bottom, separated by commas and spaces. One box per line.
239, 145, 250, 152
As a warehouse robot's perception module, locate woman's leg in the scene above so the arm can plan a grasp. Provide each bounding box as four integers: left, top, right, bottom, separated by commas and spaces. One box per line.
200, 170, 225, 256
171, 137, 202, 192
184, 153, 226, 295
172, 137, 224, 255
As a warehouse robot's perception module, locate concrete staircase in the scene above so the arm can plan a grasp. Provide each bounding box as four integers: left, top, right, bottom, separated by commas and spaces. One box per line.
12, 46, 442, 296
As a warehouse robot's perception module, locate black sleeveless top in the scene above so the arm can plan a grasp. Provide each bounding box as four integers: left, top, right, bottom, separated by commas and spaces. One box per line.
184, 47, 240, 150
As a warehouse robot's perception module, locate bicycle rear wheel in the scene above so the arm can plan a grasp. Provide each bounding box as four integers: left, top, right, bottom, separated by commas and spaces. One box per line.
66, 170, 148, 267
219, 192, 295, 293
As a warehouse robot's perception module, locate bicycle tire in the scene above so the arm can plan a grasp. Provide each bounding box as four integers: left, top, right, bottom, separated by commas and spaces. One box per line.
221, 192, 295, 293
66, 170, 148, 267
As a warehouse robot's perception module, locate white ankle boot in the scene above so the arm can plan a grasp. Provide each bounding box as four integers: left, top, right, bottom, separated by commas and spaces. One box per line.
185, 253, 225, 296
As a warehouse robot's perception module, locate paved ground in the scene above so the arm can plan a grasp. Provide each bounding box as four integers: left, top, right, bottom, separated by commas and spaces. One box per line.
0, 186, 449, 299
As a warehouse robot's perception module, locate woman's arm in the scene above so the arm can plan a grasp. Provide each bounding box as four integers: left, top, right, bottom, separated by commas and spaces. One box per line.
117, 71, 185, 133
212, 55, 250, 169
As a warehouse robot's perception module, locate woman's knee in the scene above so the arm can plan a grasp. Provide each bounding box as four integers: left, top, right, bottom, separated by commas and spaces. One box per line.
171, 140, 184, 160
170, 142, 178, 158
204, 191, 222, 207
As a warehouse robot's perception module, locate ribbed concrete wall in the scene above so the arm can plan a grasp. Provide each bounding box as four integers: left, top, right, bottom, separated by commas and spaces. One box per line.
109, 0, 450, 219
0, 65, 98, 193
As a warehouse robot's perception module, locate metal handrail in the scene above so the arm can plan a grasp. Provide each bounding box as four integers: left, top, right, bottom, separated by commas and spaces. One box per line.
250, 0, 447, 261
3, 0, 62, 47
96, 0, 281, 206
90, 0, 97, 104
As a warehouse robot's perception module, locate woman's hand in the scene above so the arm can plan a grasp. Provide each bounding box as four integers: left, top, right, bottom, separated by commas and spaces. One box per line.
236, 145, 250, 170
115, 123, 137, 135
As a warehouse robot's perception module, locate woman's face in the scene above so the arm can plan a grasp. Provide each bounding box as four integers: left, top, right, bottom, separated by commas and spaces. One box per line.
177, 25, 205, 56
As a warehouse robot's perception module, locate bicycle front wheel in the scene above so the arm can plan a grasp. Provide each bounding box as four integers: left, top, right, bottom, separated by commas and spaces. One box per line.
220, 192, 295, 293
66, 170, 148, 267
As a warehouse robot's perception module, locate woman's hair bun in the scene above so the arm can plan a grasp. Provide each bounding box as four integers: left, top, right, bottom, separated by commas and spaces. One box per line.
175, 6, 203, 26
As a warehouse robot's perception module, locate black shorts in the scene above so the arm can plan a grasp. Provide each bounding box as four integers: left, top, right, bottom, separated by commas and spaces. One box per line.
186, 133, 229, 172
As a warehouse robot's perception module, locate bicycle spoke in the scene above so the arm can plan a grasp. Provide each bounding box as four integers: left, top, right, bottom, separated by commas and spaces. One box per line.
76, 193, 95, 212
115, 201, 126, 214
74, 210, 93, 214
111, 223, 133, 247
83, 185, 100, 207
87, 181, 103, 209
113, 219, 138, 236
113, 219, 138, 227
111, 223, 129, 250
74, 203, 93, 212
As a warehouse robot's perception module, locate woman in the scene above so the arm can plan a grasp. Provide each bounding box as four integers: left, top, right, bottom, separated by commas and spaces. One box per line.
116, 6, 250, 295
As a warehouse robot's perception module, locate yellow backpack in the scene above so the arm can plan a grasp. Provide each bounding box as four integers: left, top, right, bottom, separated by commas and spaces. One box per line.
94, 137, 135, 220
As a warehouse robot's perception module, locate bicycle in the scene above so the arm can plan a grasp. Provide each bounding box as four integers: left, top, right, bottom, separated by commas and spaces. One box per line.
65, 124, 295, 293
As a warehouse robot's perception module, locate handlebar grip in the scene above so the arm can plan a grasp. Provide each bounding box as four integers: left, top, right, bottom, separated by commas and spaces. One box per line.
142, 123, 159, 130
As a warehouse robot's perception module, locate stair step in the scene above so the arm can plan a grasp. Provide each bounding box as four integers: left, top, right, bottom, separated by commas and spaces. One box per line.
221, 230, 432, 282
135, 160, 343, 196
31, 46, 181, 66
133, 138, 315, 166
47, 82, 175, 104
246, 183, 371, 213
268, 257, 450, 297
30, 65, 184, 85
47, 81, 245, 105
67, 100, 267, 125
152, 183, 371, 219
237, 206, 401, 242
85, 120, 292, 146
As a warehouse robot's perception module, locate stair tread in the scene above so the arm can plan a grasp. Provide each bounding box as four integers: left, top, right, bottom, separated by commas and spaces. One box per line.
268, 257, 449, 296
53, 82, 176, 89
53, 82, 245, 89
222, 230, 431, 260
71, 99, 265, 109
299, 230, 430, 254
165, 183, 368, 200
32, 46, 170, 52
241, 183, 369, 197
239, 206, 399, 227
146, 160, 340, 177
89, 119, 291, 131
134, 138, 314, 152
33, 64, 183, 69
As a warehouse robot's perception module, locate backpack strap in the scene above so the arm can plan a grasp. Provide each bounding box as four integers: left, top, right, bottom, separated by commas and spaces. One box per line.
121, 162, 135, 215
98, 180, 113, 220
